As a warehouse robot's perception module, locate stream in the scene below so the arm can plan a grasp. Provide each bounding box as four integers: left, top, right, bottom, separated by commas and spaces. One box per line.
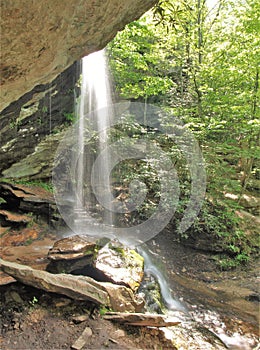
139, 236, 259, 350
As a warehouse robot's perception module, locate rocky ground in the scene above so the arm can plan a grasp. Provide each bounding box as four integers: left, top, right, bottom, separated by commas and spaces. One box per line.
151, 227, 259, 322
0, 281, 175, 350
0, 182, 259, 349
0, 223, 259, 350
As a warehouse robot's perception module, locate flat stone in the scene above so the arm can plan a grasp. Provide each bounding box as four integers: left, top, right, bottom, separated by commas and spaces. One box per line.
0, 272, 16, 285
72, 315, 89, 324
48, 235, 96, 260
71, 327, 92, 350
5, 290, 24, 304
113, 329, 126, 338
0, 258, 144, 312
0, 258, 109, 306
103, 312, 181, 327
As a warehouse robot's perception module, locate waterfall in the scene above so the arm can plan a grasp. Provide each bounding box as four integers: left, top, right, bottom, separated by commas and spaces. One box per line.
138, 245, 186, 313
74, 50, 114, 233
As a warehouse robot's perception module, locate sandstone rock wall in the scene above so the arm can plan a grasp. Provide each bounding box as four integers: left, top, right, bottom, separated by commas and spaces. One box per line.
1, 0, 158, 111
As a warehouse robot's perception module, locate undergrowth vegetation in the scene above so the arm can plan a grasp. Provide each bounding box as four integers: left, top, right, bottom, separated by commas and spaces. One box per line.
106, 0, 259, 268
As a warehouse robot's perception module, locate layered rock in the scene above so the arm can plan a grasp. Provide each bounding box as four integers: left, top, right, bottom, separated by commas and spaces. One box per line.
0, 64, 78, 177
0, 209, 31, 227
48, 235, 97, 260
0, 256, 144, 312
0, 182, 58, 225
46, 236, 144, 292
47, 235, 97, 273
1, 0, 158, 111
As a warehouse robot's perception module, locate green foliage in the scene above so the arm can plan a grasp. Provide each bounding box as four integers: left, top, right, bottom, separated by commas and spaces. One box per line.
24, 237, 34, 245
3, 179, 53, 193
29, 296, 38, 307
107, 17, 175, 102
99, 305, 112, 315
0, 197, 6, 205
41, 105, 48, 113
107, 0, 259, 266
63, 112, 76, 123
217, 252, 250, 270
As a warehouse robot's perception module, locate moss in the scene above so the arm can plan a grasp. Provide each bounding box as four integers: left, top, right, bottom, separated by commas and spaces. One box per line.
0, 178, 53, 193
109, 243, 126, 256
0, 197, 7, 205
84, 248, 96, 256
129, 249, 144, 265
24, 238, 34, 246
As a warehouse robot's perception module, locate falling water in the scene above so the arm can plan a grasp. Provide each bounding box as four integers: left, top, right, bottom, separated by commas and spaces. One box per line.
73, 51, 184, 311
74, 50, 114, 232
138, 245, 186, 313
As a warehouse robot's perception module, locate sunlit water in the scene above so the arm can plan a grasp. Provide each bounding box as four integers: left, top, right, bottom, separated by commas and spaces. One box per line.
74, 50, 114, 232
137, 245, 186, 313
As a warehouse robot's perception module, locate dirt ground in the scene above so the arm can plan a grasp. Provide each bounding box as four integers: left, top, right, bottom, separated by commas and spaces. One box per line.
0, 281, 176, 350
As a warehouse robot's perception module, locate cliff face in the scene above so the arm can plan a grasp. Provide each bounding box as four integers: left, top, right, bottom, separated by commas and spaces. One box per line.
1, 0, 157, 112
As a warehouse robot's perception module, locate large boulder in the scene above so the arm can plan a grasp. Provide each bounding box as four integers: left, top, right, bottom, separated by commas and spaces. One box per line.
92, 241, 144, 292
46, 236, 144, 292
47, 235, 97, 273
0, 258, 144, 312
1, 0, 158, 111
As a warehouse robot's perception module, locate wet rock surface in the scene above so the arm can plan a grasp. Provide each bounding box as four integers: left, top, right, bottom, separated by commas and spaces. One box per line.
0, 198, 258, 349
0, 225, 259, 349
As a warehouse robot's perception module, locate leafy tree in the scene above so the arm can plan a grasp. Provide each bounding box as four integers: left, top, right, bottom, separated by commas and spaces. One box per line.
107, 17, 176, 103
107, 0, 259, 266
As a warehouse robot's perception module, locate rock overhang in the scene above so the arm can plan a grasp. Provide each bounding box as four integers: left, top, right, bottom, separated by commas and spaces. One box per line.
1, 0, 158, 112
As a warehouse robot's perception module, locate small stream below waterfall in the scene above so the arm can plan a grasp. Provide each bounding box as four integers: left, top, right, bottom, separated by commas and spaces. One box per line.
138, 233, 259, 350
